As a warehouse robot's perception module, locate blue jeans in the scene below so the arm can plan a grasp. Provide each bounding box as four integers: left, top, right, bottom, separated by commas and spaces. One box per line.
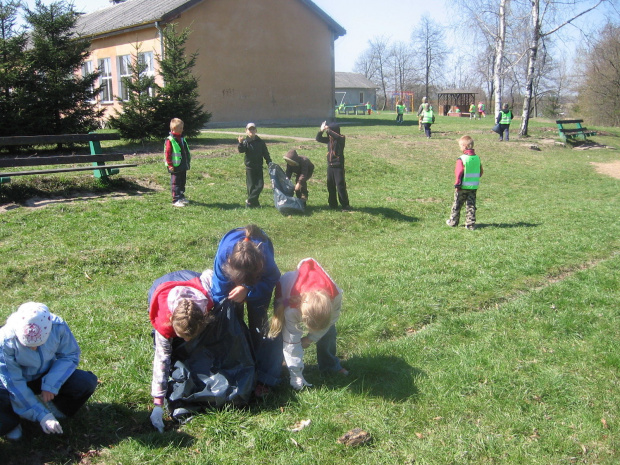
316, 325, 343, 372
243, 300, 283, 387
0, 369, 97, 436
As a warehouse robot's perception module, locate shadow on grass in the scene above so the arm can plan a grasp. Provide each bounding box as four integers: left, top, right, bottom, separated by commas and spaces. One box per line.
302, 205, 418, 222
0, 402, 195, 465
475, 222, 541, 229
0, 178, 157, 206
313, 355, 424, 402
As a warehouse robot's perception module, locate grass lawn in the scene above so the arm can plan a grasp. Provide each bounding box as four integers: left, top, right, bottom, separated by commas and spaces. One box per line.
0, 113, 619, 464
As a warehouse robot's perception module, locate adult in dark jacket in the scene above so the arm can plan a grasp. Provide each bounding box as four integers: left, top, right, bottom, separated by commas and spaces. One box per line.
316, 122, 351, 210
237, 123, 272, 207
283, 149, 314, 203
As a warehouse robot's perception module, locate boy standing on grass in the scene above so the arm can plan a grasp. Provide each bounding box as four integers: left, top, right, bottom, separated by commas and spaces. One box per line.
238, 122, 272, 208
316, 121, 351, 211
165, 118, 191, 207
496, 103, 513, 141
446, 135, 483, 230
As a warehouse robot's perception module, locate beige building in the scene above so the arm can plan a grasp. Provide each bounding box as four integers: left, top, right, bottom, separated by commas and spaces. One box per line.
76, 0, 346, 127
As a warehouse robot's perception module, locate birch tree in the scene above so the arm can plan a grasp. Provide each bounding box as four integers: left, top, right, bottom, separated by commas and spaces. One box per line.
519, 0, 607, 136
411, 14, 448, 99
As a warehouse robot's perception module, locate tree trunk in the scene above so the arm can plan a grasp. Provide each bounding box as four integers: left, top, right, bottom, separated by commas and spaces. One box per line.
520, 0, 540, 136
493, 0, 508, 116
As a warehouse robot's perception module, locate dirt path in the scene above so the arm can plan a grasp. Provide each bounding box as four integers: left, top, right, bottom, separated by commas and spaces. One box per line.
591, 161, 620, 179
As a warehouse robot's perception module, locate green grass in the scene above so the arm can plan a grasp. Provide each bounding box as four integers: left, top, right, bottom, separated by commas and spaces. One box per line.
0, 113, 619, 464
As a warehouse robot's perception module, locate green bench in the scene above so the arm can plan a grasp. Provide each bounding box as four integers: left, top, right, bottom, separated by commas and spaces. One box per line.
0, 133, 137, 184
556, 119, 596, 143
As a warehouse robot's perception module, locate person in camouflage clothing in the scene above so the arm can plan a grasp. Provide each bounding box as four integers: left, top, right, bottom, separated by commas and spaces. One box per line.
446, 135, 483, 230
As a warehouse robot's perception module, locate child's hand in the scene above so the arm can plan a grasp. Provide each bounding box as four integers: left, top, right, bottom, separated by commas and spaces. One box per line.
294, 182, 301, 192
167, 166, 174, 173
228, 285, 249, 303
237, 135, 244, 143
301, 336, 312, 349
320, 121, 327, 132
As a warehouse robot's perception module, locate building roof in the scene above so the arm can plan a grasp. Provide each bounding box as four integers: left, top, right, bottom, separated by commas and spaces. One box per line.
75, 0, 345, 39
335, 72, 377, 89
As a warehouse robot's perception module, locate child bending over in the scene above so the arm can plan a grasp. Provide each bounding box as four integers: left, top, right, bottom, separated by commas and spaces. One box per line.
269, 258, 348, 390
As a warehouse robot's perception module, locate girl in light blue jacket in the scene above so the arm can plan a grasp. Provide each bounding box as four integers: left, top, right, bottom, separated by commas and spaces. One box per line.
0, 302, 97, 440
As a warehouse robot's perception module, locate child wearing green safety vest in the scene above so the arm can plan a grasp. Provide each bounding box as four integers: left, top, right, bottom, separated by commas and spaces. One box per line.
164, 118, 191, 207
496, 103, 513, 141
446, 135, 483, 230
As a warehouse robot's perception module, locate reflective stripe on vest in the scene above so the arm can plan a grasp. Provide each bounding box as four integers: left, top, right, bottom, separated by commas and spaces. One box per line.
422, 110, 433, 123
500, 111, 512, 125
460, 154, 481, 190
166, 136, 188, 167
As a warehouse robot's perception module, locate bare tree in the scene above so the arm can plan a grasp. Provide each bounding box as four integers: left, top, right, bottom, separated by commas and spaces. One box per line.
519, 0, 607, 136
411, 14, 448, 99
389, 41, 416, 95
576, 23, 620, 126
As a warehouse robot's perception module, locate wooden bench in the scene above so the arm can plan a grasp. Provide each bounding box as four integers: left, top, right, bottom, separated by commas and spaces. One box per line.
556, 119, 596, 143
0, 133, 137, 184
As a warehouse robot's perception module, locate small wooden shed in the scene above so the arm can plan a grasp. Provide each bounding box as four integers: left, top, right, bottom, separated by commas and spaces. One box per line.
437, 90, 477, 116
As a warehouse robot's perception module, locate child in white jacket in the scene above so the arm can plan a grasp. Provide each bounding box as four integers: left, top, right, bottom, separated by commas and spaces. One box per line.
269, 258, 348, 390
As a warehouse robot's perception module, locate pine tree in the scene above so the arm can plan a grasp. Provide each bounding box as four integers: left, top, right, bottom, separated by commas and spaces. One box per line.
22, 0, 103, 135
154, 23, 210, 138
0, 0, 27, 136
107, 43, 159, 142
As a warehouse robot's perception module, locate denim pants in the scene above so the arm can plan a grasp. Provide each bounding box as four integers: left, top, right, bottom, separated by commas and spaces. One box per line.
0, 369, 98, 436
316, 324, 343, 372
241, 300, 283, 387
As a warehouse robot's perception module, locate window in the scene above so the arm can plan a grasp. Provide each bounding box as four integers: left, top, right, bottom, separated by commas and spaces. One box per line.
359, 92, 364, 104
81, 61, 95, 102
138, 51, 155, 96
97, 58, 113, 103
117, 54, 132, 101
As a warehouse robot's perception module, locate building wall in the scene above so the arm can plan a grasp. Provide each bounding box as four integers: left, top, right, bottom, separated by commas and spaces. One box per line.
86, 0, 338, 128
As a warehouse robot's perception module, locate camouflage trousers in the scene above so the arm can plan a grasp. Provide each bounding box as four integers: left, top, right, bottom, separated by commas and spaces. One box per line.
447, 188, 477, 227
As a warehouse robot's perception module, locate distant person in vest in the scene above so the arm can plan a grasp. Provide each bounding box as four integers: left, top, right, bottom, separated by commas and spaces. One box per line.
395, 100, 405, 124
421, 103, 436, 138
238, 122, 272, 208
478, 101, 486, 118
496, 103, 514, 141
283, 149, 315, 204
0, 303, 98, 441
316, 122, 351, 211
469, 103, 477, 119
148, 269, 214, 432
446, 135, 483, 230
366, 102, 372, 115
211, 225, 282, 397
269, 258, 348, 390
164, 118, 191, 207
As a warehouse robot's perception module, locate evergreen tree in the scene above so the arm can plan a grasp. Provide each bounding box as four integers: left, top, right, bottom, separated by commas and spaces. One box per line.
22, 0, 103, 135
154, 23, 210, 138
0, 0, 27, 136
107, 43, 159, 142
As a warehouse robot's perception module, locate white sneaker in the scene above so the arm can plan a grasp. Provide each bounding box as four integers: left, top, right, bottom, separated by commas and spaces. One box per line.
5, 424, 22, 441
173, 200, 186, 207
180, 198, 189, 205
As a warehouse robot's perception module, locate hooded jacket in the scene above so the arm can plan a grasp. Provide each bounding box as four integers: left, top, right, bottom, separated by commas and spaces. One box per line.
316, 124, 346, 168
284, 150, 314, 182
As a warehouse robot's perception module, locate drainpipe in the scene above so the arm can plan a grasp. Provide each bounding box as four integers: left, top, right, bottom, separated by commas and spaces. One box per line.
155, 21, 165, 84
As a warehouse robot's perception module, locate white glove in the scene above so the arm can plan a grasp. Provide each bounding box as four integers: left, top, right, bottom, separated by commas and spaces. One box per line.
150, 406, 165, 433
40, 413, 63, 434
290, 376, 313, 391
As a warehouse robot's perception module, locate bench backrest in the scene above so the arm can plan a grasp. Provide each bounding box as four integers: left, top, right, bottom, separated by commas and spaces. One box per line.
0, 133, 120, 147
556, 119, 584, 125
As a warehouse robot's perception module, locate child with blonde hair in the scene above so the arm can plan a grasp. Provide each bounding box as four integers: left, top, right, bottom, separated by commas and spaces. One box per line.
269, 258, 348, 390
164, 118, 191, 207
446, 135, 483, 230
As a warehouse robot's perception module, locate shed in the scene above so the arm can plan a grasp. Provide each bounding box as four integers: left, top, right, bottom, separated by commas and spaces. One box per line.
335, 72, 377, 109
75, 0, 346, 127
437, 90, 477, 116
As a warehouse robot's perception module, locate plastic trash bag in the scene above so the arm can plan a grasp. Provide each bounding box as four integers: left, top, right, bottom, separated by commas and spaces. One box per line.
166, 300, 256, 413
492, 123, 502, 134
268, 162, 305, 214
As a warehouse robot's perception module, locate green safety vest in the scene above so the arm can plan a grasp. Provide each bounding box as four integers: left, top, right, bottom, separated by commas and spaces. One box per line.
422, 110, 434, 124
396, 104, 405, 114
459, 154, 481, 190
166, 136, 190, 167
500, 110, 512, 125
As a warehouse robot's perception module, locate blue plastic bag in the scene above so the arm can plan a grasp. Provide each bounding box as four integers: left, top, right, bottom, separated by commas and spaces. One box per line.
268, 162, 305, 214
